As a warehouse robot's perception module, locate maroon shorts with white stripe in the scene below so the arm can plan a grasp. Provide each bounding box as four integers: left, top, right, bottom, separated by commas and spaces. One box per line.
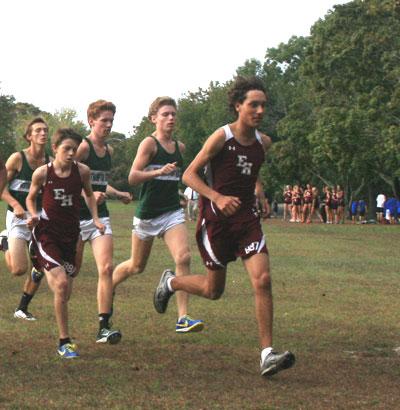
195, 214, 268, 271
31, 225, 78, 276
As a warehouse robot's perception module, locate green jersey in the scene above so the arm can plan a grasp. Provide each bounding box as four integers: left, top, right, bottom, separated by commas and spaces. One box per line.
8, 150, 49, 212
79, 137, 111, 220
135, 137, 183, 219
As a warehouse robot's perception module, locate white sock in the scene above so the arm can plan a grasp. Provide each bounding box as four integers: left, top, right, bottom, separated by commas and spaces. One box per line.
166, 277, 174, 292
261, 347, 273, 363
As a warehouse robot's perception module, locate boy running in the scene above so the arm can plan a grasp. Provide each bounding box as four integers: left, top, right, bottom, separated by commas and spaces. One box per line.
154, 77, 295, 376
75, 100, 131, 344
112, 96, 203, 333
0, 118, 49, 320
26, 128, 105, 358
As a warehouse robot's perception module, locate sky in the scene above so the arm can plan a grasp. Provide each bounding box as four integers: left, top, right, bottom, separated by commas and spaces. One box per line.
0, 0, 351, 136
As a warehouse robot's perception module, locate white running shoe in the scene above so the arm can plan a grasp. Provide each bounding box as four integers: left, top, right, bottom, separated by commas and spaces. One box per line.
14, 309, 37, 321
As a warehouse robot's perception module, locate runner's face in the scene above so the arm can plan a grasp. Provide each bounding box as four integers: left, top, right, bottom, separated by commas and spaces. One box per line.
28, 122, 48, 145
152, 105, 176, 134
235, 90, 266, 128
54, 138, 79, 163
89, 110, 114, 138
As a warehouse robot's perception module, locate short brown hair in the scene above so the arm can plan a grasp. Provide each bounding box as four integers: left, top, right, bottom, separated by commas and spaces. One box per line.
148, 96, 177, 119
51, 128, 82, 147
87, 100, 116, 122
23, 117, 48, 141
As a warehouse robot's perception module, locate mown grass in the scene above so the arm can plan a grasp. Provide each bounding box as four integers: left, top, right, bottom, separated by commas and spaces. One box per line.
0, 201, 399, 409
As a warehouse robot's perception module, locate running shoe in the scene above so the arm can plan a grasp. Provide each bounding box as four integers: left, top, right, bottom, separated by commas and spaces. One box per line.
96, 328, 122, 344
176, 315, 204, 333
31, 267, 44, 284
153, 269, 175, 313
260, 350, 295, 377
0, 229, 8, 251
57, 343, 79, 359
14, 309, 37, 321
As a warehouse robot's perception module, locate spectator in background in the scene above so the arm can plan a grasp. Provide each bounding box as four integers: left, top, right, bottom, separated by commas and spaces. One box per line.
309, 186, 324, 223
376, 193, 386, 223
384, 197, 397, 224
350, 199, 358, 224
290, 185, 301, 223
324, 186, 333, 224
282, 185, 292, 221
301, 183, 312, 223
336, 185, 345, 224
358, 199, 367, 223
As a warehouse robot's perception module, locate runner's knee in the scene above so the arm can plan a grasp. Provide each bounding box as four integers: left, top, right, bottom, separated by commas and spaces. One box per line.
174, 249, 191, 269
205, 281, 224, 300
11, 265, 27, 276
99, 262, 113, 278
254, 271, 272, 293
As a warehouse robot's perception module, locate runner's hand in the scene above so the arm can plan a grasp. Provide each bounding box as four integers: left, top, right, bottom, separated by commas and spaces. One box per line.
215, 194, 241, 217
94, 220, 105, 235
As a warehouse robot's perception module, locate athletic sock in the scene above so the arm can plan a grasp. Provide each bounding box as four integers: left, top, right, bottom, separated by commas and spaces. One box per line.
18, 292, 33, 312
59, 338, 71, 348
261, 347, 273, 363
166, 277, 175, 293
99, 313, 110, 330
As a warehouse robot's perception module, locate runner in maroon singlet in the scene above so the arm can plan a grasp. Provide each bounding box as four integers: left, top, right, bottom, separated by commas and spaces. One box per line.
153, 76, 295, 377
26, 128, 104, 359
302, 184, 313, 223
283, 185, 292, 221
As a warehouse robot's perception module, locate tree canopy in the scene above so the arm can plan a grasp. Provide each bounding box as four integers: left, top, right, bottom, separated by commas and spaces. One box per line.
1, 0, 399, 204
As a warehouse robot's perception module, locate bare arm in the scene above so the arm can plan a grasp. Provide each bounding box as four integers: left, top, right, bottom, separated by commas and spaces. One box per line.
105, 184, 132, 204
79, 163, 105, 234
26, 165, 47, 229
128, 136, 178, 185
1, 152, 26, 218
182, 128, 241, 217
75, 139, 90, 162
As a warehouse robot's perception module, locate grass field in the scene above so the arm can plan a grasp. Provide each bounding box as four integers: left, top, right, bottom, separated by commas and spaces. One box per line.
1, 201, 399, 409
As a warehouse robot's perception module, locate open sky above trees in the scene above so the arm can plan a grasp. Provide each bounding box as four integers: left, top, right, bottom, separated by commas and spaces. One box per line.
0, 0, 351, 135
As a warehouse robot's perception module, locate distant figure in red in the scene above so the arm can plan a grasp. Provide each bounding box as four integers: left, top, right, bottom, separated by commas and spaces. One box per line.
302, 183, 312, 223
324, 186, 333, 224
283, 185, 292, 221
290, 185, 301, 222
26, 128, 105, 359
336, 185, 345, 224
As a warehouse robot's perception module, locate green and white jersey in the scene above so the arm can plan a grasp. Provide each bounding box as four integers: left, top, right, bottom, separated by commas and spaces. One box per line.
8, 151, 49, 212
135, 137, 183, 220
79, 137, 111, 220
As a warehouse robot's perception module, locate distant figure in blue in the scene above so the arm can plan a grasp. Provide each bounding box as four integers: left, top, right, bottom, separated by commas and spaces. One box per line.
384, 197, 397, 224
350, 200, 358, 224
358, 199, 367, 223
396, 199, 400, 223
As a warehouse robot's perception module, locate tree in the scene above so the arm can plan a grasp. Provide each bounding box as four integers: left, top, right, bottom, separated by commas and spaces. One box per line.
0, 94, 16, 159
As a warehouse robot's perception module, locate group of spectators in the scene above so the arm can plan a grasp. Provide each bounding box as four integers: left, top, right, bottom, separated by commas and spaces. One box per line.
375, 193, 400, 224
282, 184, 346, 224
280, 185, 400, 225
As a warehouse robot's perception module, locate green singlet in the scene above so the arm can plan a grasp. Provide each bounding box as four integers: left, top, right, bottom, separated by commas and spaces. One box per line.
8, 150, 49, 212
135, 137, 183, 220
79, 137, 111, 220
